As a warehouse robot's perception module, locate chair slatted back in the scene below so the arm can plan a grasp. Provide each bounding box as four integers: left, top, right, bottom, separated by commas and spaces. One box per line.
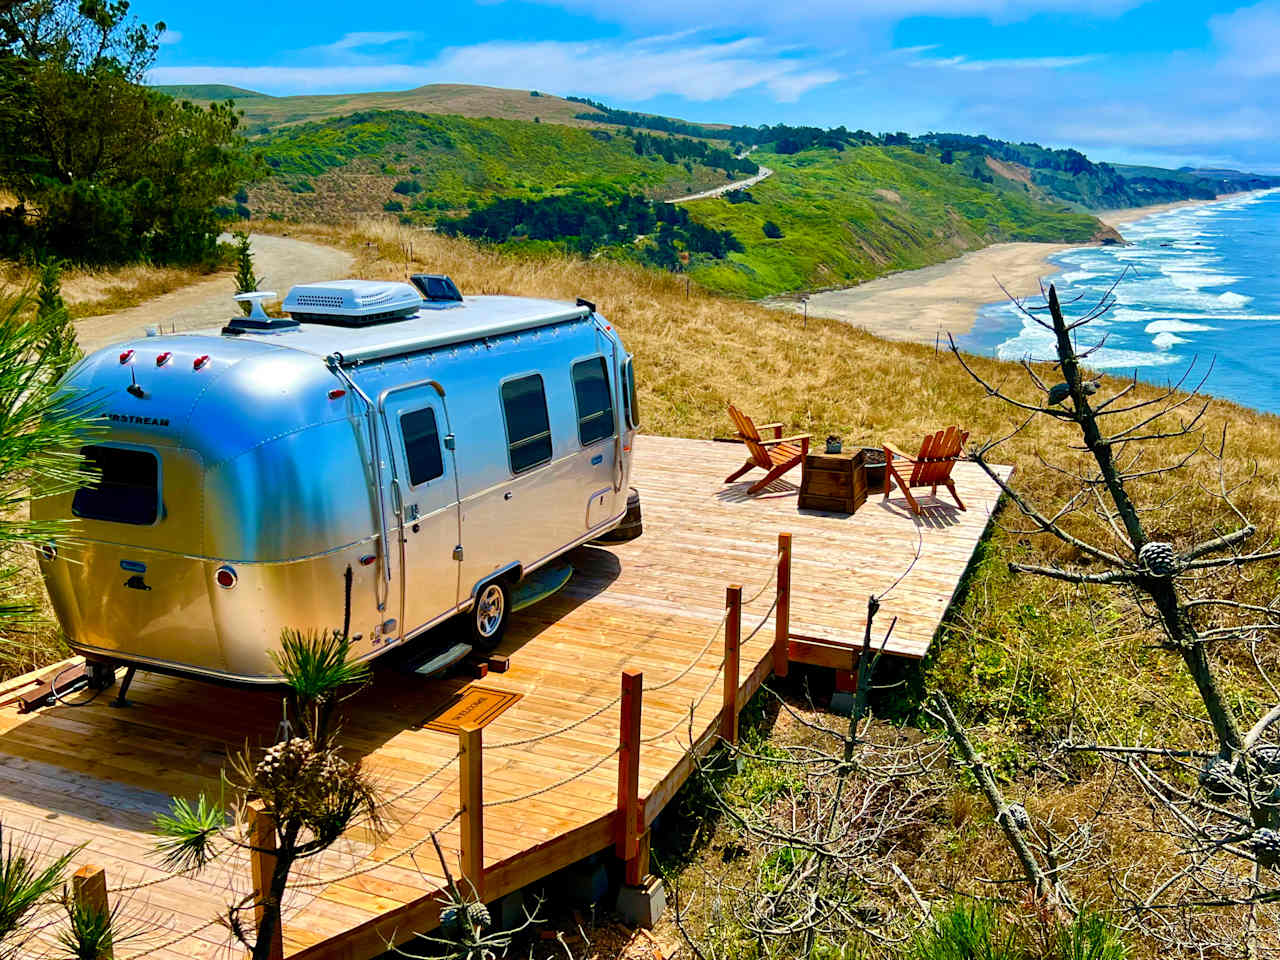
728, 404, 770, 468
908, 427, 967, 487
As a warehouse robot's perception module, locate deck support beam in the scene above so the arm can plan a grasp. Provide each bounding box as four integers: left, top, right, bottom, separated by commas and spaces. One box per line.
721, 585, 742, 744
774, 533, 791, 678
459, 722, 485, 899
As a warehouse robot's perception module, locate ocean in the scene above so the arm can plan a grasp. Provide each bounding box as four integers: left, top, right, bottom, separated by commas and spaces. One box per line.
956, 188, 1280, 414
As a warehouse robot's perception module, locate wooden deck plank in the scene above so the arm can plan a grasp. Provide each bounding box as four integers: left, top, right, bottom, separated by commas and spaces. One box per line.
0, 435, 1008, 959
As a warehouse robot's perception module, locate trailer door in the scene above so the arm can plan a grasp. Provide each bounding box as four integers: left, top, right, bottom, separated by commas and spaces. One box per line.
379, 384, 462, 644
571, 355, 621, 531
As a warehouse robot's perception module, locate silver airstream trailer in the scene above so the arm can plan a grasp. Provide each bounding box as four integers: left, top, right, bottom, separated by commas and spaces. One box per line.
33, 277, 641, 685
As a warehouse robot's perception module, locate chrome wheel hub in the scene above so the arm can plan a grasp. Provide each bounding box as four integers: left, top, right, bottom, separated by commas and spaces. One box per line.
476, 584, 505, 638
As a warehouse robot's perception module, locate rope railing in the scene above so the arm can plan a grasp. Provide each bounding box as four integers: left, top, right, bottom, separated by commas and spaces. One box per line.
483, 746, 621, 807
73, 531, 796, 959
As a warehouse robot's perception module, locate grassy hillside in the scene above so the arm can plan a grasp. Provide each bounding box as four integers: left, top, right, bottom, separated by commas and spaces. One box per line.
20, 219, 1280, 954
242, 110, 740, 220
684, 146, 1103, 297
157, 82, 603, 131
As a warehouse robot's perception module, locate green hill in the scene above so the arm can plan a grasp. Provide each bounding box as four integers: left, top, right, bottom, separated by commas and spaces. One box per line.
241, 110, 746, 219
152, 83, 271, 100
161, 82, 603, 131
684, 147, 1102, 297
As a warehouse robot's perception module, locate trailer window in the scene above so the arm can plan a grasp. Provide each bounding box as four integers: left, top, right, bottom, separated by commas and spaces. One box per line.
572, 357, 614, 446
401, 407, 444, 486
72, 445, 159, 525
501, 374, 553, 474
623, 359, 640, 429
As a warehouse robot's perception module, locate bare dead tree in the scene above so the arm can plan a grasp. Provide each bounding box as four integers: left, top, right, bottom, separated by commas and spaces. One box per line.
671, 555, 947, 959
950, 281, 1280, 955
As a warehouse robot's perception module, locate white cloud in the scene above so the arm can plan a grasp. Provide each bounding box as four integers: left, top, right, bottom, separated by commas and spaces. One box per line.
322, 31, 416, 53
510, 0, 1141, 33
908, 53, 1101, 70
149, 33, 840, 103
157, 29, 182, 46
1210, 1, 1280, 75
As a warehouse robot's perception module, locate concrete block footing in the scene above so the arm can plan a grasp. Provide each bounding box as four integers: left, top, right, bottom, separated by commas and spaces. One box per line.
616, 875, 667, 928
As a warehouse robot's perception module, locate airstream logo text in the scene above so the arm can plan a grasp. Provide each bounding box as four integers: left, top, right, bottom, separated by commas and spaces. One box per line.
109, 413, 170, 427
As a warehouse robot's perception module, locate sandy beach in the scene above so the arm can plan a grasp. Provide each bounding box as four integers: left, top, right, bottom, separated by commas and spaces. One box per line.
771, 190, 1267, 344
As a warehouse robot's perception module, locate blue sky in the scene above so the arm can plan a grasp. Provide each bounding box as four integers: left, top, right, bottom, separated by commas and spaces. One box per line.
141, 0, 1280, 171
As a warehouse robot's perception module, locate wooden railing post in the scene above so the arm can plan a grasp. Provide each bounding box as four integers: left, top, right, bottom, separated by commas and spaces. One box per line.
459, 721, 484, 898
247, 800, 283, 960
72, 865, 112, 959
616, 669, 643, 883
774, 532, 792, 678
721, 585, 742, 743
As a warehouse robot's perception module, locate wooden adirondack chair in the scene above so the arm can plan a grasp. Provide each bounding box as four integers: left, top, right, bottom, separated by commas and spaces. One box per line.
725, 405, 811, 495
883, 426, 969, 515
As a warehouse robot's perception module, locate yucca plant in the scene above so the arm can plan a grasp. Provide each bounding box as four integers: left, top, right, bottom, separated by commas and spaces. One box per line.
55, 882, 146, 960
154, 569, 382, 960
0, 821, 79, 960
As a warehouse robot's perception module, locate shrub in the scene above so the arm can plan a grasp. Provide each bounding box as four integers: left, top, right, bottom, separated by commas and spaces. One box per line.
762, 220, 784, 239
392, 179, 422, 196
383, 200, 404, 212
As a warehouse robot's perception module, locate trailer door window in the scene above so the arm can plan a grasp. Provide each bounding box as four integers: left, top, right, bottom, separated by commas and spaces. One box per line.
623, 358, 640, 429
401, 407, 444, 486
572, 357, 614, 446
501, 374, 553, 474
72, 445, 159, 525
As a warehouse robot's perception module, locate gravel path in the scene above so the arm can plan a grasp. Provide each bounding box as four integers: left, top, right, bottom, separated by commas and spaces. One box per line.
75, 233, 355, 353
669, 164, 774, 203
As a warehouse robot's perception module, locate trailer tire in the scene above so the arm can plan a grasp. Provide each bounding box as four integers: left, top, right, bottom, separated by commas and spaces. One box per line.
470, 579, 510, 651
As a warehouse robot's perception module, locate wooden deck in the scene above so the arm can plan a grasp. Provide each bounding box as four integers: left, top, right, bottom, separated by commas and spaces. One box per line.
0, 435, 1009, 959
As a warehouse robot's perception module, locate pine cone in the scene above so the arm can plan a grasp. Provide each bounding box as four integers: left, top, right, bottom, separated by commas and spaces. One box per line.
1251, 828, 1280, 856
1199, 758, 1241, 800
1002, 803, 1030, 831
467, 901, 491, 928
1138, 541, 1179, 577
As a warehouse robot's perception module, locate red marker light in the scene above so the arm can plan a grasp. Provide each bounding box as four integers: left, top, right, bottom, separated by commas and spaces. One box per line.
193, 354, 210, 371
328, 388, 347, 400
156, 352, 172, 367
119, 349, 134, 364
215, 565, 237, 589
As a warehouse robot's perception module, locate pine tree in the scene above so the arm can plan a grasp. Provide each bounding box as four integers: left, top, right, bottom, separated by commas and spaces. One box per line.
34, 260, 80, 378
232, 231, 263, 315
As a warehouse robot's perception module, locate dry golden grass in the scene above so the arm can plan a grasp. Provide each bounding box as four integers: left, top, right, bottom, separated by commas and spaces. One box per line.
10, 218, 1279, 952
1, 260, 226, 319
273, 219, 1280, 952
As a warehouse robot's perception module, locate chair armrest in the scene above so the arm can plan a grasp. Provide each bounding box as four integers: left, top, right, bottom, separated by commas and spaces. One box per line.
759, 433, 811, 446
757, 421, 784, 438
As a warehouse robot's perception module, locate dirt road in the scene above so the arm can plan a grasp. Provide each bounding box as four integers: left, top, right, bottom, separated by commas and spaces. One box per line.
669, 165, 774, 203
74, 233, 355, 353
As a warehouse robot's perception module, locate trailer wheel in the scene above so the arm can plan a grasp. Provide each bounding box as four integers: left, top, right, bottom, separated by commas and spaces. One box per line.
471, 580, 510, 650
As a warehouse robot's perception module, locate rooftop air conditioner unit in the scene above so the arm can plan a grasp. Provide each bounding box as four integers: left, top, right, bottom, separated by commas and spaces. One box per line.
282, 280, 423, 327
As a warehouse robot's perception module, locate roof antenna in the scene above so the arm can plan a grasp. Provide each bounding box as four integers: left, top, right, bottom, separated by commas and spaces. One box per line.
233, 291, 278, 323
127, 366, 145, 398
